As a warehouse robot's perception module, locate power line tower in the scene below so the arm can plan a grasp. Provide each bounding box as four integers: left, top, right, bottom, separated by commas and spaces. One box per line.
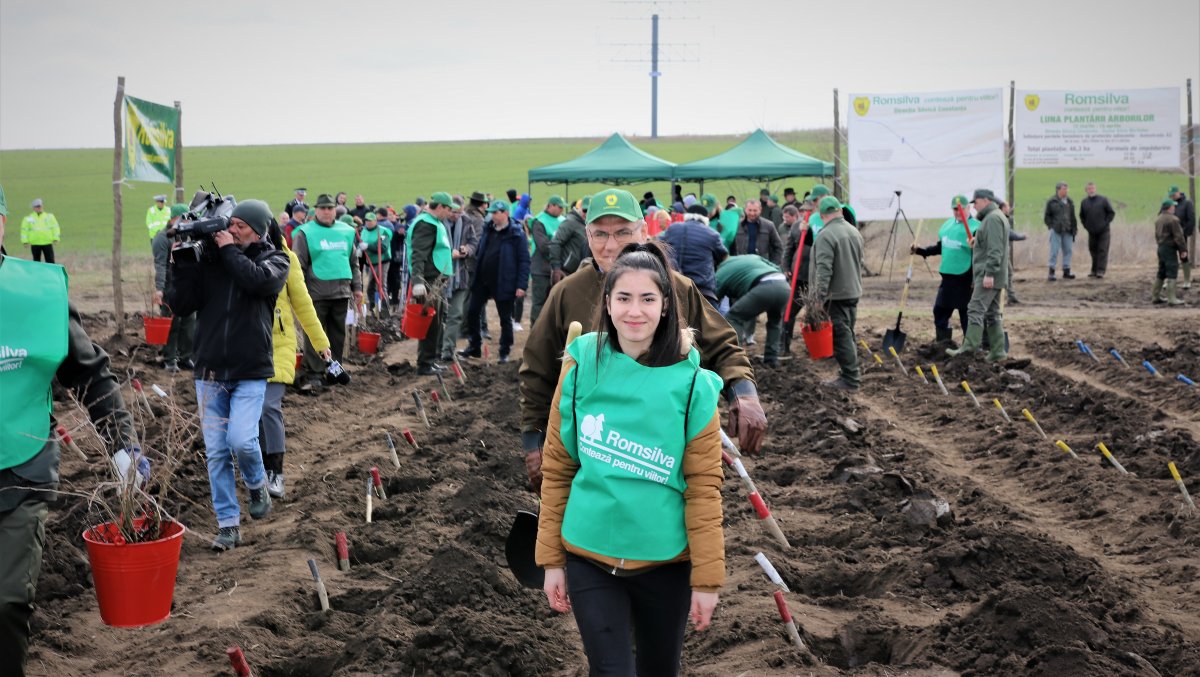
606, 2, 698, 138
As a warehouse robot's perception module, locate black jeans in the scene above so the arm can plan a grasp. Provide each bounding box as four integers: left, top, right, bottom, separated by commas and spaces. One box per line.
1088, 228, 1111, 276
566, 553, 691, 677
305, 298, 348, 377
932, 273, 972, 335
466, 287, 514, 357
30, 245, 55, 263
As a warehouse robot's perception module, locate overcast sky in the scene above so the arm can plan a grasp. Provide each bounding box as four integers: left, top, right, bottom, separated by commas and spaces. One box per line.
1, 0, 1196, 150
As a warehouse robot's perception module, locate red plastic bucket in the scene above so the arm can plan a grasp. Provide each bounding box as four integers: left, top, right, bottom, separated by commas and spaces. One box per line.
800, 321, 834, 360
82, 518, 185, 627
401, 303, 436, 340
144, 316, 173, 346
358, 331, 382, 354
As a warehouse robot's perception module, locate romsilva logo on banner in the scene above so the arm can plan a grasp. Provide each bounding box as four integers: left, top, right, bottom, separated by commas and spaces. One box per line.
853, 97, 870, 116
1024, 94, 1040, 112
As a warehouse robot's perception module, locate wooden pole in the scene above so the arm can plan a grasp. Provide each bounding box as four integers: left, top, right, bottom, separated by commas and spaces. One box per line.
832, 88, 842, 200
174, 100, 184, 204
112, 76, 126, 336
1007, 81, 1016, 205
1187, 78, 1195, 204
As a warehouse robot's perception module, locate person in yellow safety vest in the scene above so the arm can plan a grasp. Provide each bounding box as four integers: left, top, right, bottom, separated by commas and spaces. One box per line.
20, 198, 60, 264
146, 194, 170, 240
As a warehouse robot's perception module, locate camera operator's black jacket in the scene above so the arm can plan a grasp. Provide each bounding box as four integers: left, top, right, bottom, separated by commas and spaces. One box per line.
166, 241, 290, 381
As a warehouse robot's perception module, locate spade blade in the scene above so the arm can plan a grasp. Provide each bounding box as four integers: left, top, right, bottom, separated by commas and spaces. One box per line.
505, 510, 544, 589
882, 328, 907, 354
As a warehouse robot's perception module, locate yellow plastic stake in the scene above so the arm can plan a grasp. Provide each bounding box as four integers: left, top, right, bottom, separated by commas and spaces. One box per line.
915, 365, 929, 384
1054, 439, 1080, 459
1169, 462, 1196, 512
1021, 408, 1048, 439
960, 381, 981, 408
992, 398, 1011, 422
1096, 443, 1129, 475
888, 346, 906, 372
858, 339, 874, 358
929, 364, 949, 395
873, 353, 883, 365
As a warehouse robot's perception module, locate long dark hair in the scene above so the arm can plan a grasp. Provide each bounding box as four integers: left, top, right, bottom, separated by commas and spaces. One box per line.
594, 241, 686, 367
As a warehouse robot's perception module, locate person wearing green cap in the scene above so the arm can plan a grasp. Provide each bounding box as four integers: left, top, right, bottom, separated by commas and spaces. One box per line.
407, 191, 456, 375
528, 196, 567, 325
548, 196, 590, 285
357, 211, 392, 309
146, 195, 170, 240
521, 188, 763, 492
810, 196, 865, 390
459, 200, 529, 362
947, 189, 1010, 361
911, 196, 980, 345
1167, 185, 1195, 288
1152, 199, 1188, 305
763, 194, 783, 234
716, 254, 789, 367
152, 203, 198, 371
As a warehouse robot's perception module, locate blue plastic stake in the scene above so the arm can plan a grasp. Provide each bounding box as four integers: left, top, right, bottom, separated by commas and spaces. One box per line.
1109, 348, 1129, 367
1178, 374, 1196, 386
1081, 343, 1100, 363
1143, 361, 1162, 378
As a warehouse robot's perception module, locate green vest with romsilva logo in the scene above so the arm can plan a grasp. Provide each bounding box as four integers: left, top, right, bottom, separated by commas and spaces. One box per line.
530, 211, 563, 256
406, 213, 454, 277
297, 221, 356, 280
558, 332, 722, 561
938, 216, 979, 276
0, 257, 69, 470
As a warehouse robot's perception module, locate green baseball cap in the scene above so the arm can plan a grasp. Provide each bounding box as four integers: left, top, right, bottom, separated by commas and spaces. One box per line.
1168, 184, 1180, 195
951, 195, 969, 208
364, 211, 377, 220
768, 194, 780, 203
818, 196, 843, 214
170, 203, 189, 218
586, 188, 643, 225
430, 191, 455, 208
580, 195, 592, 212
1162, 198, 1177, 208
547, 195, 566, 208
810, 184, 831, 198
338, 214, 354, 224
487, 199, 510, 213
701, 193, 718, 211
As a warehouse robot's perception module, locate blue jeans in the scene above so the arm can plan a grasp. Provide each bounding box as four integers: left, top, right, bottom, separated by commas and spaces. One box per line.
1048, 231, 1073, 270
195, 379, 268, 528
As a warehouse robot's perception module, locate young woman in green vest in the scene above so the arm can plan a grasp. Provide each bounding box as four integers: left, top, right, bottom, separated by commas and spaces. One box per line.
536, 241, 725, 676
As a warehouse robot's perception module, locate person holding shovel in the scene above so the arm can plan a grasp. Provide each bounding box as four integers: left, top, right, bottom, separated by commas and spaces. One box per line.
947, 189, 1010, 361
911, 195, 979, 347
1152, 198, 1188, 306
520, 188, 764, 493
407, 191, 456, 375
781, 202, 814, 355
536, 241, 725, 675
357, 211, 392, 310
810, 196, 865, 391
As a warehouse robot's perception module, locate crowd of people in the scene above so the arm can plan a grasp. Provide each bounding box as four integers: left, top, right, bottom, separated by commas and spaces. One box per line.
0, 173, 1193, 674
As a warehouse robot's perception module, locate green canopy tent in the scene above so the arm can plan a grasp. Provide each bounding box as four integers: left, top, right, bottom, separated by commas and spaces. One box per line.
672, 129, 834, 188
528, 133, 677, 197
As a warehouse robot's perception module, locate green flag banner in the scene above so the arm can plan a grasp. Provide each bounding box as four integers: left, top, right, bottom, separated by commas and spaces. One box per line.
123, 95, 178, 184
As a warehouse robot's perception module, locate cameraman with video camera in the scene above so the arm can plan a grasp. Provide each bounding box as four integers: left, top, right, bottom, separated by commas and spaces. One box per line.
167, 198, 290, 551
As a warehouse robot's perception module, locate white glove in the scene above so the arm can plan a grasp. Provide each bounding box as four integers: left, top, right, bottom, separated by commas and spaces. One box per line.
412, 283, 427, 299
356, 241, 368, 253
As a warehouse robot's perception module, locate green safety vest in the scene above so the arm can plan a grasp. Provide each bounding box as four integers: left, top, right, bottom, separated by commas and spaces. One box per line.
297, 221, 356, 281
21, 212, 60, 245
0, 257, 69, 470
559, 332, 722, 561
406, 213, 454, 277
530, 212, 563, 256
360, 225, 392, 265
938, 216, 979, 275
146, 205, 170, 239
716, 209, 741, 250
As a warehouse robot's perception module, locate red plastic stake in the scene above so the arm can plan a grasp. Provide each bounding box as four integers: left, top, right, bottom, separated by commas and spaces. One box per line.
430, 390, 443, 413
56, 424, 88, 461
721, 450, 735, 467
227, 645, 252, 676
335, 531, 350, 571
451, 359, 466, 385
402, 428, 419, 450
773, 590, 792, 623
748, 492, 791, 549
483, 344, 490, 360
371, 466, 386, 499
748, 492, 770, 519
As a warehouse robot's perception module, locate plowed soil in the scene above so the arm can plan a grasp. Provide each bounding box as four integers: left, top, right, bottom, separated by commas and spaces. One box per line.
29, 263, 1200, 676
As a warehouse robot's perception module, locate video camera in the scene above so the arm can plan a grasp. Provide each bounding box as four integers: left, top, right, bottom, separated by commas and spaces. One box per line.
172, 187, 236, 263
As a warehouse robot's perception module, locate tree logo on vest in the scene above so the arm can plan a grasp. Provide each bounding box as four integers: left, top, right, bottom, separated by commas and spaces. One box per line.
319, 240, 348, 252
580, 413, 605, 442
577, 411, 674, 485
0, 345, 29, 373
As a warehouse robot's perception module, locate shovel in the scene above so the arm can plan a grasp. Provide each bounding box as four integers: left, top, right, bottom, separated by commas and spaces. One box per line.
882, 220, 924, 353
505, 320, 584, 590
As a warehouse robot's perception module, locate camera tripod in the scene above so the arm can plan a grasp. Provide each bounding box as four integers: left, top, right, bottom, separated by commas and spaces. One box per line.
877, 191, 931, 279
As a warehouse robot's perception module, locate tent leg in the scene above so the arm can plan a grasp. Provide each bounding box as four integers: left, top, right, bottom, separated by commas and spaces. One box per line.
699, 180, 704, 195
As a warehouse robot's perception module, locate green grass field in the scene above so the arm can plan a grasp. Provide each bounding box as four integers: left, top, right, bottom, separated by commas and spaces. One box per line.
1, 130, 1191, 259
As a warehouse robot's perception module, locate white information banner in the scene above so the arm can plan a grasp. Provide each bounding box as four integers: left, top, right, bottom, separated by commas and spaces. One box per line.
847, 88, 1005, 221
1015, 88, 1180, 168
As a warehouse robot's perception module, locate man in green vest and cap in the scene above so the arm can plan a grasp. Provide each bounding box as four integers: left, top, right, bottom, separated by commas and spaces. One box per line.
146, 194, 170, 240
716, 254, 790, 367
294, 193, 362, 390
0, 213, 143, 672
948, 189, 1010, 361
528, 195, 566, 325
408, 191, 456, 375
810, 195, 865, 391
911, 195, 979, 346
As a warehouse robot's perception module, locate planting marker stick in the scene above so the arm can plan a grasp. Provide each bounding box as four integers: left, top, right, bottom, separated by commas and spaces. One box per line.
773, 590, 807, 653
131, 378, 153, 414
873, 353, 883, 366
720, 430, 788, 548
365, 475, 373, 524
402, 428, 419, 450
1143, 360, 1162, 378
1021, 409, 1048, 439
386, 432, 401, 469
483, 344, 490, 360
858, 339, 874, 359
1096, 443, 1129, 475
930, 365, 949, 395
1168, 462, 1196, 512
430, 390, 443, 413
993, 398, 1011, 422
435, 371, 452, 401
960, 381, 981, 408
55, 425, 89, 461
1055, 440, 1081, 459
151, 383, 168, 398
335, 531, 350, 571
748, 491, 791, 549
915, 365, 929, 383
754, 552, 790, 592
888, 345, 906, 372
719, 428, 743, 459
412, 391, 431, 430
1178, 374, 1196, 386
451, 353, 466, 384
307, 559, 330, 612
1109, 348, 1129, 368
371, 466, 386, 499
1075, 339, 1087, 354
226, 646, 252, 677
